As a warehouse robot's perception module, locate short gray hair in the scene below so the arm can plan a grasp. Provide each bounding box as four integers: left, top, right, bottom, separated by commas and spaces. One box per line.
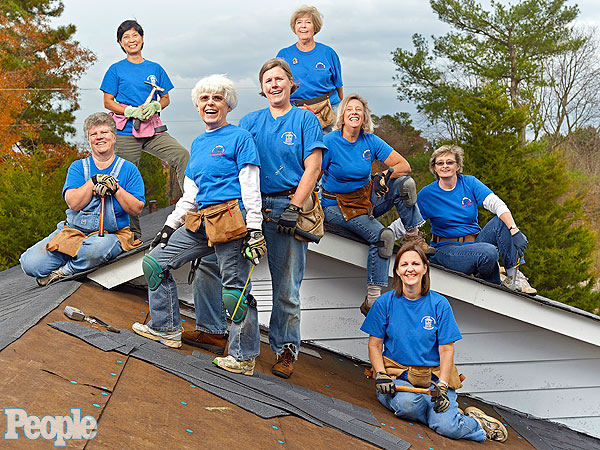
429, 145, 464, 179
290, 5, 323, 34
333, 93, 374, 134
84, 112, 116, 140
191, 74, 238, 110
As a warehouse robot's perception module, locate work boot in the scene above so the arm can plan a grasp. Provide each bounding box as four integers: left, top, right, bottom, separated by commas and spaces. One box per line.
402, 230, 436, 257
182, 329, 227, 355
36, 268, 67, 287
132, 322, 182, 348
502, 269, 537, 295
213, 355, 255, 376
464, 406, 508, 442
360, 297, 371, 317
272, 348, 295, 379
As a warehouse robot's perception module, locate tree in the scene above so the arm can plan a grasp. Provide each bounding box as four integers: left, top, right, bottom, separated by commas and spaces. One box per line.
393, 0, 582, 142
372, 112, 430, 156
0, 1, 94, 270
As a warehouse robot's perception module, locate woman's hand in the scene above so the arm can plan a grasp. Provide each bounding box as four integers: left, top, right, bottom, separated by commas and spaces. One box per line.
511, 230, 528, 254
375, 372, 396, 395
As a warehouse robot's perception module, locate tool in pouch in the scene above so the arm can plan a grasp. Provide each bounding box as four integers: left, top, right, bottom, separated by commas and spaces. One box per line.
64, 305, 120, 333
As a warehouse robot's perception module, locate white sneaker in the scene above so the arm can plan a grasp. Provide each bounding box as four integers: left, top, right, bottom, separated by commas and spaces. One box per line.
132, 322, 182, 348
502, 269, 537, 295
213, 355, 255, 376
465, 406, 508, 442
36, 268, 67, 287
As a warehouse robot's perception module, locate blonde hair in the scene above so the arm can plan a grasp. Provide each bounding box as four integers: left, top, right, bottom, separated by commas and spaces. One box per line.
334, 94, 374, 134
290, 5, 323, 34
429, 145, 464, 179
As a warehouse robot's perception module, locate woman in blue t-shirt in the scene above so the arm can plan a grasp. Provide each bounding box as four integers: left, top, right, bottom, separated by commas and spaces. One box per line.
416, 145, 535, 294
321, 93, 432, 316
277, 5, 343, 130
360, 243, 507, 442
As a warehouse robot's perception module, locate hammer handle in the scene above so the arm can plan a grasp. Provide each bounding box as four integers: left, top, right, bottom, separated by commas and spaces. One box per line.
394, 385, 432, 395
99, 196, 105, 237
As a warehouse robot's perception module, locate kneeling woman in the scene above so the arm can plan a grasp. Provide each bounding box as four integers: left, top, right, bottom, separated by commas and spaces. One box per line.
133, 75, 266, 376
321, 94, 430, 315
360, 243, 507, 442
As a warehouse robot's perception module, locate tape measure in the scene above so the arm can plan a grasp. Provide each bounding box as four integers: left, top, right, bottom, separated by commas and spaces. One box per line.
63, 305, 85, 321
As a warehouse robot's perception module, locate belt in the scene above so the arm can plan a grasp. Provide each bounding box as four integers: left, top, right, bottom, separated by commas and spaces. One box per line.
291, 91, 333, 107
431, 232, 479, 244
321, 189, 337, 200
263, 187, 297, 197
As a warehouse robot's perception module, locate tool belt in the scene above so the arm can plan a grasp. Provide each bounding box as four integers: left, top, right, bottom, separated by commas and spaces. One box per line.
185, 199, 247, 247
383, 356, 463, 390
431, 232, 479, 244
296, 191, 325, 242
292, 91, 335, 128
46, 225, 139, 257
323, 181, 373, 221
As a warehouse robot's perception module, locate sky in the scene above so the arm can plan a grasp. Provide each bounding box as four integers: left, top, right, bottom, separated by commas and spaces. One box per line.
55, 0, 600, 149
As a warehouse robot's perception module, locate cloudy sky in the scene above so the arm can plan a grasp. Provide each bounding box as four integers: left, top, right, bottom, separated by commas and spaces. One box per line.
56, 0, 600, 148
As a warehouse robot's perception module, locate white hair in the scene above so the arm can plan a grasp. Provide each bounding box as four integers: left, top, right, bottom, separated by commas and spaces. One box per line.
191, 74, 238, 110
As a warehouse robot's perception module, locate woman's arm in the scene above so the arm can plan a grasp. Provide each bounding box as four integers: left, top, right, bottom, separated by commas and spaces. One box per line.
382, 151, 411, 178
438, 342, 455, 384
336, 87, 344, 102
103, 92, 127, 115
158, 92, 170, 110
368, 335, 386, 374
64, 180, 94, 211
114, 187, 145, 216
290, 149, 323, 208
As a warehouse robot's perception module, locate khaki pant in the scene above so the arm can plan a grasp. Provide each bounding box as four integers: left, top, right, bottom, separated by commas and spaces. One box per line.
116, 133, 189, 238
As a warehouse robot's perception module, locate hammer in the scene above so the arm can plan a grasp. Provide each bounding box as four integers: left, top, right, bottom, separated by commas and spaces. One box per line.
133, 80, 165, 131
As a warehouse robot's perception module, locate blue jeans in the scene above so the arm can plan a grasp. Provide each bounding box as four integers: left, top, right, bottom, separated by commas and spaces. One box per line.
378, 379, 486, 442
262, 195, 308, 358
430, 217, 520, 284
20, 221, 123, 278
191, 252, 260, 361
371, 176, 424, 228
146, 224, 258, 360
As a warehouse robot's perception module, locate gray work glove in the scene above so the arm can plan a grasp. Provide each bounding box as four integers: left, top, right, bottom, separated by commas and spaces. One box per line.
141, 101, 162, 120
372, 172, 389, 197
432, 382, 450, 413
277, 204, 300, 235
242, 229, 267, 263
150, 225, 175, 250
124, 106, 144, 120
375, 372, 396, 395
92, 174, 119, 196
511, 230, 528, 254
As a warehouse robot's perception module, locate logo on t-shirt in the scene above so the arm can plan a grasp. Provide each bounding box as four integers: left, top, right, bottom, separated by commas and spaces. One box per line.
147, 74, 158, 85
281, 132, 297, 146
210, 145, 226, 156
421, 316, 436, 330
314, 62, 327, 71
362, 149, 372, 161
461, 197, 474, 207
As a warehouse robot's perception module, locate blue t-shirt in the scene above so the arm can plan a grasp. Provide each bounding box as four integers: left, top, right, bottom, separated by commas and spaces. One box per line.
239, 107, 325, 194
63, 157, 145, 230
321, 130, 393, 207
185, 124, 260, 209
276, 42, 343, 105
100, 59, 174, 135
417, 175, 493, 246
360, 290, 462, 367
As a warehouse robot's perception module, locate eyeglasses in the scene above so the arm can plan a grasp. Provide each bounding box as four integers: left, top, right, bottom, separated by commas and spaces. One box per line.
435, 160, 457, 167
198, 94, 226, 103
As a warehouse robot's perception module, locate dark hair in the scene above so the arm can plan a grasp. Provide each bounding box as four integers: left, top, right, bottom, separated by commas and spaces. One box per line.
258, 58, 299, 97
117, 20, 144, 53
392, 242, 430, 297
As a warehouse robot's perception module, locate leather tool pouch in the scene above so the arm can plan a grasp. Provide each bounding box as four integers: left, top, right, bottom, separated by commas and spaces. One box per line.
295, 191, 325, 242
307, 98, 336, 128
407, 366, 433, 388
186, 200, 247, 247
335, 181, 373, 221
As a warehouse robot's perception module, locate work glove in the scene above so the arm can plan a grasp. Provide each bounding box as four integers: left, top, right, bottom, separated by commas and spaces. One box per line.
124, 105, 144, 120
375, 372, 396, 395
511, 230, 528, 254
242, 229, 267, 263
372, 172, 389, 197
141, 101, 162, 120
276, 204, 300, 235
150, 225, 175, 250
92, 174, 119, 196
432, 382, 450, 413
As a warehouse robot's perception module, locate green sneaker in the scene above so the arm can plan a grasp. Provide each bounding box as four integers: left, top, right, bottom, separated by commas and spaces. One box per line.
132, 322, 182, 348
213, 355, 255, 376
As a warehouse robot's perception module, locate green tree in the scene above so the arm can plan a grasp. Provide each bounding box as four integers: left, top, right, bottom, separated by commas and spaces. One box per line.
138, 153, 169, 210
372, 112, 430, 156
393, 0, 581, 142
456, 83, 599, 311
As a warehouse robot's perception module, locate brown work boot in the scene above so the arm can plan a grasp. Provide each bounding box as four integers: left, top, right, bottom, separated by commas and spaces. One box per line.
272, 348, 295, 379
360, 297, 371, 317
402, 230, 436, 257
182, 330, 227, 355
